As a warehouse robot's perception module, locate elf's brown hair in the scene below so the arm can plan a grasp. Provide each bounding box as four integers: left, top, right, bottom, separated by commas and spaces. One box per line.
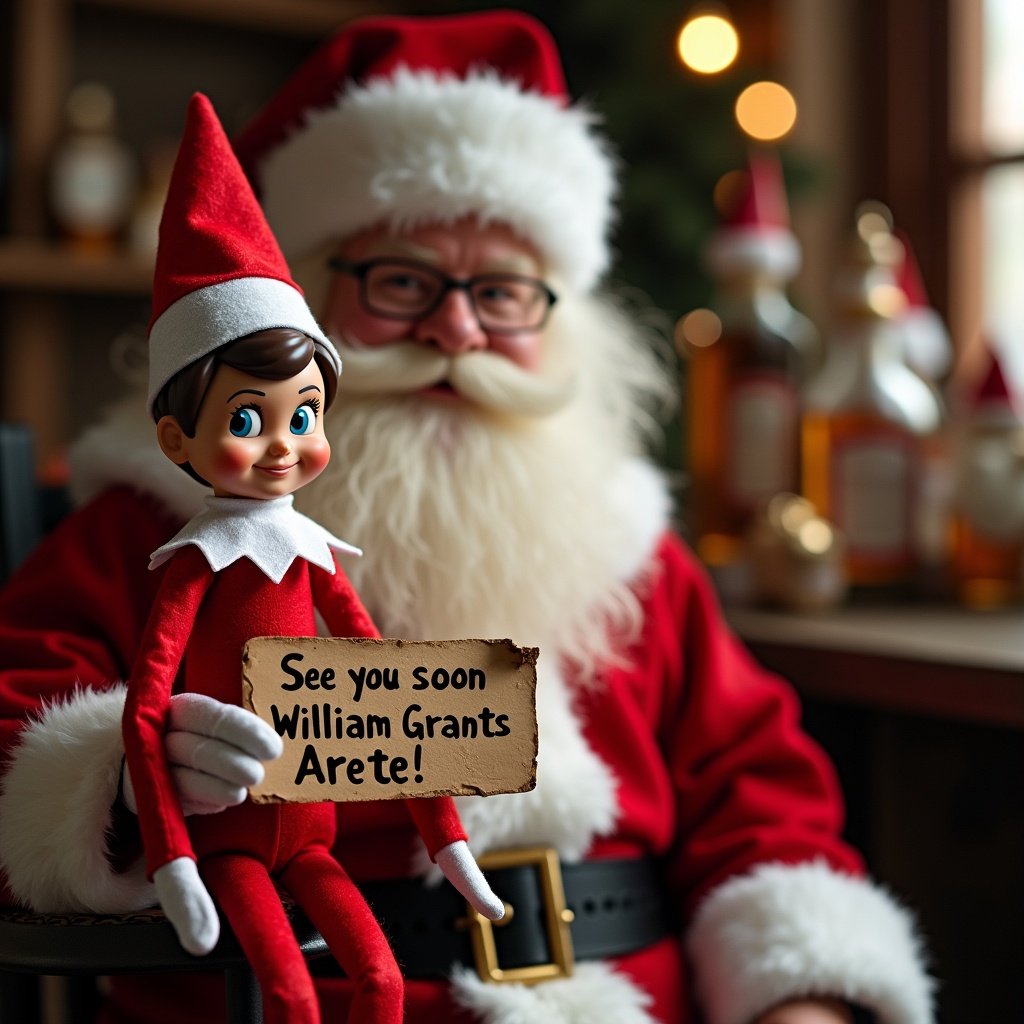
152, 327, 338, 485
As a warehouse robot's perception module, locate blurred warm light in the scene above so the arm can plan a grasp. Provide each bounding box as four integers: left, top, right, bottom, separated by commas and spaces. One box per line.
856, 201, 895, 243
677, 13, 739, 74
675, 308, 723, 355
735, 81, 797, 141
866, 283, 907, 319
797, 518, 835, 556
777, 495, 816, 534
712, 169, 747, 217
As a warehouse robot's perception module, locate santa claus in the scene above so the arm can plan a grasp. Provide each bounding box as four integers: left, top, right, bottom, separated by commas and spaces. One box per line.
0, 11, 932, 1024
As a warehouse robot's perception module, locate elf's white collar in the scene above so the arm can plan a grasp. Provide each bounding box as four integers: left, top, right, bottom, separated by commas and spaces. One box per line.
148, 494, 362, 583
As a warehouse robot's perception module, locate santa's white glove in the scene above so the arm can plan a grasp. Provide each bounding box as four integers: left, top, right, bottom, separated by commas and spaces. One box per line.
124, 693, 283, 816
154, 856, 220, 955
435, 841, 505, 921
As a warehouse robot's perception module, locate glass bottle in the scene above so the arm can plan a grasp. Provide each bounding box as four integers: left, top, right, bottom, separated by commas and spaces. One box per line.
893, 229, 956, 596
951, 345, 1024, 608
801, 203, 943, 591
684, 151, 817, 571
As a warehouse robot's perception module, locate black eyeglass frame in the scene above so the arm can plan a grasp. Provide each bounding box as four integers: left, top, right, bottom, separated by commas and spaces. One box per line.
326, 257, 558, 333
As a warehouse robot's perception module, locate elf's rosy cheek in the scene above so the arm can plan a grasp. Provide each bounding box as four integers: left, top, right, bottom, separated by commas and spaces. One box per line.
217, 445, 253, 476
304, 438, 331, 474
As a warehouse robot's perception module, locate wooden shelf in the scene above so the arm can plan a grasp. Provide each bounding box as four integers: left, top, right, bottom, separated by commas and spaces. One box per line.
0, 240, 152, 296
77, 0, 382, 36
2, 0, 407, 464
729, 605, 1024, 729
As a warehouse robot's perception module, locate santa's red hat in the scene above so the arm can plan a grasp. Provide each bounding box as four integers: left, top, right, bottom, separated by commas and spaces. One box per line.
148, 93, 338, 414
232, 11, 616, 292
704, 149, 801, 280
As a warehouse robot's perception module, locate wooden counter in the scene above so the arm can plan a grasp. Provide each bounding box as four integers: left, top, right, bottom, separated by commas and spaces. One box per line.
729, 603, 1024, 1024
728, 604, 1024, 730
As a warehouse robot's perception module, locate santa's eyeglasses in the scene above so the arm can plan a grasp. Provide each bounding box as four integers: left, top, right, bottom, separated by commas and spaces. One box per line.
326, 257, 558, 333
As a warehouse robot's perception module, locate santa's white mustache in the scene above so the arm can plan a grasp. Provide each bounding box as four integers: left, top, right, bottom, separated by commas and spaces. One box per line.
333, 339, 578, 418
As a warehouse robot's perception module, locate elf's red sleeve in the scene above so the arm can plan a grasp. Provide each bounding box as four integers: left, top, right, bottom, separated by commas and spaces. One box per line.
123, 546, 214, 878
309, 555, 381, 639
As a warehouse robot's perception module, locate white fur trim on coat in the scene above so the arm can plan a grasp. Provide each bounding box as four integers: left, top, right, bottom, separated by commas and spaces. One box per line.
259, 68, 617, 293
68, 392, 208, 520
0, 685, 155, 913
451, 961, 657, 1024
687, 860, 935, 1024
607, 457, 673, 585
437, 656, 619, 872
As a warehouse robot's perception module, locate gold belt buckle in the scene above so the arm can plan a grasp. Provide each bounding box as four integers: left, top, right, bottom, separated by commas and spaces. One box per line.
457, 846, 575, 985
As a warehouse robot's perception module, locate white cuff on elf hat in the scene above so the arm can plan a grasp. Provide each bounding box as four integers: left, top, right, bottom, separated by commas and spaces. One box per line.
233, 11, 618, 294
686, 860, 935, 1024
148, 276, 333, 415
146, 92, 339, 415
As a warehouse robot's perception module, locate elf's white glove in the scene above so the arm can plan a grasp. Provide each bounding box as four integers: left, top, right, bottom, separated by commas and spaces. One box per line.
124, 693, 283, 816
154, 856, 220, 955
435, 841, 505, 921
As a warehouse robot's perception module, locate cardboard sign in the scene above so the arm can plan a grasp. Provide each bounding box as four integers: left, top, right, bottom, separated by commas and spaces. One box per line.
242, 637, 538, 803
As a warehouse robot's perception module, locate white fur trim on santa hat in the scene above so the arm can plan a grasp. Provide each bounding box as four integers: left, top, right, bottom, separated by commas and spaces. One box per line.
147, 275, 337, 412
0, 685, 155, 913
705, 226, 801, 282
898, 307, 952, 381
259, 68, 618, 293
687, 860, 935, 1024
451, 960, 657, 1024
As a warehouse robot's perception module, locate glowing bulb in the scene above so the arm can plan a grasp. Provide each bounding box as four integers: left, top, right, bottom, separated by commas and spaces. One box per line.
713, 169, 747, 217
735, 81, 798, 141
797, 519, 835, 556
677, 14, 739, 75
675, 308, 723, 354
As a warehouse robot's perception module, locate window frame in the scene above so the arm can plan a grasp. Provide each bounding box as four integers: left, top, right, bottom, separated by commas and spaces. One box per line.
858, 0, 1024, 378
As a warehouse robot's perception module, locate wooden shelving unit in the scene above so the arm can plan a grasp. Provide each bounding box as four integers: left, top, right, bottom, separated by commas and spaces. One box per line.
0, 0, 394, 465
0, 239, 152, 295
79, 0, 383, 36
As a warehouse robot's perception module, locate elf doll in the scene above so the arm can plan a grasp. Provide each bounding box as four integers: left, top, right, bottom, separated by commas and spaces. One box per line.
122, 93, 502, 1024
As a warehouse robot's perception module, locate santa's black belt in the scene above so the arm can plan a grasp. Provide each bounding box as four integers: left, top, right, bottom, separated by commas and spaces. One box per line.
326, 848, 673, 984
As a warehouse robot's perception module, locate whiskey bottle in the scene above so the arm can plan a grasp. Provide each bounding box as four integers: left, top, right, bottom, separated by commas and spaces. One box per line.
801, 203, 943, 591
684, 151, 817, 571
951, 345, 1024, 608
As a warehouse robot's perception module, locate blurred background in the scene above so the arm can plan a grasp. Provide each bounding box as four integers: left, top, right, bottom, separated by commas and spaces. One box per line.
0, 2, 1021, 1022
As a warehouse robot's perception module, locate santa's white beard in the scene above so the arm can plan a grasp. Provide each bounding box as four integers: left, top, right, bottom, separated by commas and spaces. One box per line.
297, 292, 673, 676
333, 336, 579, 419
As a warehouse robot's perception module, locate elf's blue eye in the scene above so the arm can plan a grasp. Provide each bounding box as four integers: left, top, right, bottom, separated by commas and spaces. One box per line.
290, 404, 316, 435
229, 407, 262, 437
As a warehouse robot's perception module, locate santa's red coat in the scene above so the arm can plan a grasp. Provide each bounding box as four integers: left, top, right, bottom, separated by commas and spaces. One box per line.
0, 481, 932, 1024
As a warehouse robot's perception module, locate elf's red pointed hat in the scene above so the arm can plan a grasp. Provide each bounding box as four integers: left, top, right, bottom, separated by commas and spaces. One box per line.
967, 342, 1022, 425
148, 93, 338, 414
232, 11, 616, 292
705, 149, 800, 280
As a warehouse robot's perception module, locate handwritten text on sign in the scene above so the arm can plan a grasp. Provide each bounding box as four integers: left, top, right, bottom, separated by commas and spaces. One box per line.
242, 637, 538, 803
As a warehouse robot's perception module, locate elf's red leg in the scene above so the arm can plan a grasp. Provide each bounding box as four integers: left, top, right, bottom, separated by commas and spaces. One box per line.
201, 853, 320, 1024
281, 847, 403, 1024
